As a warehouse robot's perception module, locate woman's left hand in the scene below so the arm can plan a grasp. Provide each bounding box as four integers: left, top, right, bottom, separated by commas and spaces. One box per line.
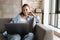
29, 12, 36, 17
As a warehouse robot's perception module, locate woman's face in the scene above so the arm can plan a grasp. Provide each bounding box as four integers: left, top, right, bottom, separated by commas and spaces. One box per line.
22, 6, 30, 16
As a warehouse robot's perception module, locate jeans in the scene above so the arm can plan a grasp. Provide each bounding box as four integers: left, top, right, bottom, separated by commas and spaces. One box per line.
7, 33, 34, 40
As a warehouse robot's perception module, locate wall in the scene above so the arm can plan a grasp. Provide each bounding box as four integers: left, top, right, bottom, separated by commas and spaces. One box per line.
22, 0, 43, 12
0, 0, 21, 18
43, 0, 49, 25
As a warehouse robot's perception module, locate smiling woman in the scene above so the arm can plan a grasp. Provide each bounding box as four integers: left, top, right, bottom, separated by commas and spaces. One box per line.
3, 4, 41, 40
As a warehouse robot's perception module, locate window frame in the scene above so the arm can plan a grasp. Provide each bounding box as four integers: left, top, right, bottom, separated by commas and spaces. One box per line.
56, 0, 60, 13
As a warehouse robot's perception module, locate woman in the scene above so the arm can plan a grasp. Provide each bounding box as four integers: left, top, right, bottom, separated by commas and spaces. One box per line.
3, 4, 41, 40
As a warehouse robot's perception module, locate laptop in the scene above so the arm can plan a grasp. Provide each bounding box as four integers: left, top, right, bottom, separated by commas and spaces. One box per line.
5, 23, 30, 35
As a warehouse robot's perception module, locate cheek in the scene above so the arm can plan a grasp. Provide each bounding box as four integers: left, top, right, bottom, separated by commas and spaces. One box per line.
28, 9, 30, 12
23, 11, 27, 14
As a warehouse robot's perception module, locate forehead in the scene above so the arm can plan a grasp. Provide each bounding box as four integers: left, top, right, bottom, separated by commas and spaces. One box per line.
22, 6, 30, 9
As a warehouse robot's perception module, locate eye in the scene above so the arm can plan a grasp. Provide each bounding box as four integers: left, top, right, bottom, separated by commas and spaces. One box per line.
26, 9, 27, 11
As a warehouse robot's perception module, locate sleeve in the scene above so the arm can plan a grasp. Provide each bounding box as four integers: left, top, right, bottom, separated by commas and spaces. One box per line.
3, 31, 8, 38
10, 15, 19, 23
33, 16, 41, 27
35, 16, 41, 23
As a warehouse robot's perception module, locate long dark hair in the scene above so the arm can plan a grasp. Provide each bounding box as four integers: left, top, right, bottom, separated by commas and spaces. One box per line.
20, 4, 30, 15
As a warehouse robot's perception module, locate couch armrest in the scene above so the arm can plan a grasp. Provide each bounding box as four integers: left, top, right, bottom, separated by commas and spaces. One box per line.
36, 23, 54, 40
34, 24, 46, 40
0, 33, 6, 40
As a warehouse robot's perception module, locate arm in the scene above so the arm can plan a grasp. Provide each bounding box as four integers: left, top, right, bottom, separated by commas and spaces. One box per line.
35, 16, 41, 23
29, 12, 35, 17
2, 31, 8, 38
34, 16, 41, 24
29, 12, 41, 23
33, 16, 41, 27
10, 15, 20, 23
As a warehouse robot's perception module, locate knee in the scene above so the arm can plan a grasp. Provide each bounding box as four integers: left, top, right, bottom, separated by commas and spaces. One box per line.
14, 34, 21, 37
13, 34, 21, 39
28, 33, 34, 37
8, 34, 21, 40
23, 33, 34, 40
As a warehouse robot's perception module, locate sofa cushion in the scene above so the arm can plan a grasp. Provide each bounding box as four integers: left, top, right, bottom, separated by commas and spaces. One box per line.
0, 18, 12, 33
0, 33, 6, 40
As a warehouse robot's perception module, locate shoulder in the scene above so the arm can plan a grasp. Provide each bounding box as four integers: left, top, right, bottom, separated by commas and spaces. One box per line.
14, 15, 21, 19
12, 15, 21, 21
15, 12, 23, 18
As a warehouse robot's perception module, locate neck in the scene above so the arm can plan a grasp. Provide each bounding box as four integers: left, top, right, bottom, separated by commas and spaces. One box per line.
24, 14, 28, 16
22, 15, 28, 19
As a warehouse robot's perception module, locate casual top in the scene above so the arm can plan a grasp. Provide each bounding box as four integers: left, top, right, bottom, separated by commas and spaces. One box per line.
10, 15, 40, 23
3, 14, 41, 37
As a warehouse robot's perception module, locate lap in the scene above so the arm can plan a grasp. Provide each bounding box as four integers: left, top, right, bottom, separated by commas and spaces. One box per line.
7, 33, 34, 40
23, 33, 34, 40
7, 34, 21, 40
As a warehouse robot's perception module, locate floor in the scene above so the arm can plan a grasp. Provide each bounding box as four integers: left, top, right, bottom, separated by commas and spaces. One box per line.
53, 35, 60, 40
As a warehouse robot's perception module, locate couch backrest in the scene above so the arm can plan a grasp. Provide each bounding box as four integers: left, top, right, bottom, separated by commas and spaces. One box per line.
0, 18, 12, 33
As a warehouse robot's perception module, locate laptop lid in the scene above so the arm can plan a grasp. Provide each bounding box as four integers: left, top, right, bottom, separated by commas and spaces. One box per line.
5, 23, 29, 34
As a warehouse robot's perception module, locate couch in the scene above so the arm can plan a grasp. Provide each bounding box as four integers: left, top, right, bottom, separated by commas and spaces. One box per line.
0, 18, 51, 40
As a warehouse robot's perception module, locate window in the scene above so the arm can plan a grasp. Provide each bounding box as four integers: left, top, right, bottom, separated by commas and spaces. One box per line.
58, 14, 60, 28
49, 13, 58, 28
49, 0, 60, 28
55, 0, 60, 28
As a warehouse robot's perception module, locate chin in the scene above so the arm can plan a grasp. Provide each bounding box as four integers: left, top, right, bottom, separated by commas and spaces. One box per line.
24, 14, 28, 16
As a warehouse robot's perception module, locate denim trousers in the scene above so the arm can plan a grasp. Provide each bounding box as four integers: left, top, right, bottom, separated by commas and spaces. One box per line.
7, 33, 34, 40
